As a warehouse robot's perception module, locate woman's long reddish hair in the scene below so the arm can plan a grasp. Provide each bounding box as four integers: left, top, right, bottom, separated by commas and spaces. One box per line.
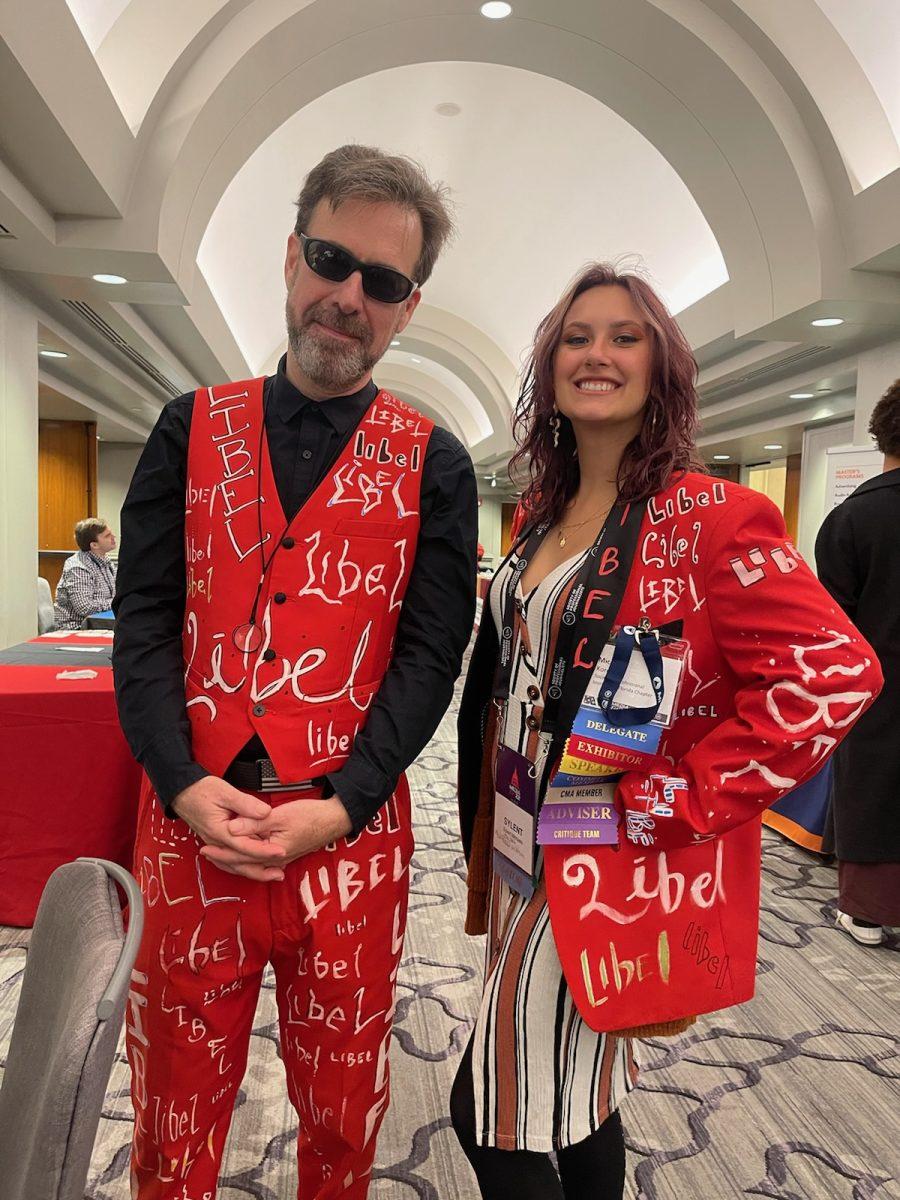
510, 263, 704, 526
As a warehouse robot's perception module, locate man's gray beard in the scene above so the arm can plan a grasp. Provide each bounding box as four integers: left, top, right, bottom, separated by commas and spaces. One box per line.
286, 312, 378, 394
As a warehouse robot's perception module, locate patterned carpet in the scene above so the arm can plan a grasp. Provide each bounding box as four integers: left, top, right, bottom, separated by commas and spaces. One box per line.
2, 664, 899, 1198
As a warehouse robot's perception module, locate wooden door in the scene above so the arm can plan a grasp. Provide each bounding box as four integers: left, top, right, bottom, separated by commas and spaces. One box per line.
38, 420, 98, 595
501, 502, 518, 556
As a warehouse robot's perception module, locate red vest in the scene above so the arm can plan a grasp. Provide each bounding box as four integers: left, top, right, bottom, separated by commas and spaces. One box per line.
182, 376, 433, 781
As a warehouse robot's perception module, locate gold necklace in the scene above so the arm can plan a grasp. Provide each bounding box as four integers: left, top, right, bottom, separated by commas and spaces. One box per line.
556, 503, 613, 548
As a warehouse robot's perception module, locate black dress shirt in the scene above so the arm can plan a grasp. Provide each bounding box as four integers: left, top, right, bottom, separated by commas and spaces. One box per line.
113, 356, 478, 834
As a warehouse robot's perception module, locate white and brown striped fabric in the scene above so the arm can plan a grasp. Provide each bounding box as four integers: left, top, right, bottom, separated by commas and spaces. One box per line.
470, 548, 638, 1152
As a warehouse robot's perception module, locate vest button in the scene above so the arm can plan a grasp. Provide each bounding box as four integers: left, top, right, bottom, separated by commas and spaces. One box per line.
252, 704, 265, 717
526, 714, 541, 732
281, 536, 295, 549
527, 685, 540, 701
302, 449, 313, 460
263, 648, 276, 662
273, 592, 287, 604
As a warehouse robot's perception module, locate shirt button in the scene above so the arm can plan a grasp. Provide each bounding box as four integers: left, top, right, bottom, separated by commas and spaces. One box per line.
302, 449, 313, 460
252, 704, 266, 717
527, 685, 540, 701
526, 715, 540, 732
281, 536, 295, 549
263, 648, 276, 662
274, 592, 287, 604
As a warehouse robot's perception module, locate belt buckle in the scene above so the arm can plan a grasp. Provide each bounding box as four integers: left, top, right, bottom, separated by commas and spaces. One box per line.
257, 759, 313, 793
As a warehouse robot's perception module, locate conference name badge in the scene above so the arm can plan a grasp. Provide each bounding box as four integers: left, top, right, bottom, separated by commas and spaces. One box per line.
563, 624, 686, 775
492, 745, 538, 898
583, 635, 687, 729
537, 777, 620, 846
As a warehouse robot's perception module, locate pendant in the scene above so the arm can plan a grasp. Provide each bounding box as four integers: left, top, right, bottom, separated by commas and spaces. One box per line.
559, 535, 567, 548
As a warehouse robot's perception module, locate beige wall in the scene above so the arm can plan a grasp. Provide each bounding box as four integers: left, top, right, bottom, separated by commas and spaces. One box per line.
477, 496, 503, 567
0, 277, 38, 648
98, 441, 144, 554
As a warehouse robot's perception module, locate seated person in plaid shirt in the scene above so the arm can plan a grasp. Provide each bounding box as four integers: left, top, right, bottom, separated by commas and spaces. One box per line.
53, 517, 118, 630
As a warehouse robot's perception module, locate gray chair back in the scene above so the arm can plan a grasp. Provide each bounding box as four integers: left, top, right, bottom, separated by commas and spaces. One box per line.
0, 859, 144, 1200
37, 576, 55, 634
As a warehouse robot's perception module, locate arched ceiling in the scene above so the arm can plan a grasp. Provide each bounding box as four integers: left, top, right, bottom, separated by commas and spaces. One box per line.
197, 60, 728, 374
3, 0, 899, 473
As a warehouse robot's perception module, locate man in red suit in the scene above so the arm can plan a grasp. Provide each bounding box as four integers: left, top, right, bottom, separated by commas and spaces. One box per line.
113, 145, 478, 1199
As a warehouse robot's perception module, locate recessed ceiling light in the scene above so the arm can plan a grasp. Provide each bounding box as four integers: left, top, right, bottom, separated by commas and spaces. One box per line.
92, 273, 127, 285
764, 444, 783, 451
713, 454, 730, 461
789, 392, 814, 399
480, 1, 512, 17
435, 102, 461, 117
390, 339, 400, 347
39, 349, 68, 359
811, 317, 843, 327
410, 356, 422, 364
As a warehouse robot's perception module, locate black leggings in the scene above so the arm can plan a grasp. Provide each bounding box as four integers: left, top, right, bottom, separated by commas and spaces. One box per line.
450, 1037, 626, 1199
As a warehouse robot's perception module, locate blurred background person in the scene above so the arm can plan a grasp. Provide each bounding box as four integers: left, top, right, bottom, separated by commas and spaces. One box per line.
52, 517, 117, 630
816, 379, 900, 946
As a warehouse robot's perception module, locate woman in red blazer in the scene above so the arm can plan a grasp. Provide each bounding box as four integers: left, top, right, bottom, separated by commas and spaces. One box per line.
452, 263, 882, 1199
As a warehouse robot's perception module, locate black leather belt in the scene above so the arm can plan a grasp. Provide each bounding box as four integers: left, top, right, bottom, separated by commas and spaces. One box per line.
224, 757, 323, 794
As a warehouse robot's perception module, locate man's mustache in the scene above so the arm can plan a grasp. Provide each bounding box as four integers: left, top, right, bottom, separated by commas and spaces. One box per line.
302, 305, 371, 343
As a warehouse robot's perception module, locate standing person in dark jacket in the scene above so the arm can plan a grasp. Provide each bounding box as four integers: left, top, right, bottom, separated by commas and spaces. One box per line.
113, 144, 478, 1199
816, 379, 900, 945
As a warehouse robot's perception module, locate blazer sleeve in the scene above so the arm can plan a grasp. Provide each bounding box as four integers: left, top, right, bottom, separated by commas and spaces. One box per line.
615, 491, 883, 850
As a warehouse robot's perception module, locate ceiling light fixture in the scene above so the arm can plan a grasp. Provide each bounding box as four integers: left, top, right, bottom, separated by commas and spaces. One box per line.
713, 454, 730, 461
92, 273, 127, 285
480, 1, 512, 17
390, 339, 400, 347
811, 317, 843, 327
789, 392, 814, 399
491, 477, 497, 487
39, 349, 68, 359
764, 444, 783, 451
410, 356, 422, 364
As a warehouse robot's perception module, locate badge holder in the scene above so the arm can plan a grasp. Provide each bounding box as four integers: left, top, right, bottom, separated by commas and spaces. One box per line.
539, 622, 687, 847
492, 743, 539, 898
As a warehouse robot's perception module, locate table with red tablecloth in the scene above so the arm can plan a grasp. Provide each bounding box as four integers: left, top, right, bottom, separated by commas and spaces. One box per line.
0, 631, 142, 926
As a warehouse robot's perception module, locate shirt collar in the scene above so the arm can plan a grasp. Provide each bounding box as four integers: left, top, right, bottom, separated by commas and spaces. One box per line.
852, 465, 900, 496
271, 354, 378, 432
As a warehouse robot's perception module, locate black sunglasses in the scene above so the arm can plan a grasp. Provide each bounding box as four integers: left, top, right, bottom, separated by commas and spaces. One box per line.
298, 232, 418, 304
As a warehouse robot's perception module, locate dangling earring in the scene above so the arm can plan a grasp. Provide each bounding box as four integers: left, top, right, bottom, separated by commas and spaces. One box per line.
550, 405, 561, 449
644, 404, 657, 440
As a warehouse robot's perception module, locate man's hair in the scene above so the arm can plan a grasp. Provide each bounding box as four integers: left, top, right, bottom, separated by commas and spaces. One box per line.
74, 518, 108, 552
294, 144, 454, 286
869, 378, 900, 457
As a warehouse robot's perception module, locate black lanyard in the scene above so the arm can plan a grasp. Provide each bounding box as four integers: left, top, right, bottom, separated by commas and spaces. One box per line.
597, 624, 664, 726
493, 498, 647, 739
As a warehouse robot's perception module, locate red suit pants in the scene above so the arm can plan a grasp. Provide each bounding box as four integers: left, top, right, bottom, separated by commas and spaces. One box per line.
126, 777, 413, 1200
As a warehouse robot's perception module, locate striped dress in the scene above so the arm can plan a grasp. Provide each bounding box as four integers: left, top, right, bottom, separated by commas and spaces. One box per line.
471, 546, 639, 1152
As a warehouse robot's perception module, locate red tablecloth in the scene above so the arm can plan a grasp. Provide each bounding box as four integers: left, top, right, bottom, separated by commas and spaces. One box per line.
0, 634, 142, 926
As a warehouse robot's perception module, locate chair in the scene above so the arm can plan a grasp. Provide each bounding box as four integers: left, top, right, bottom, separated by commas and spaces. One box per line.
37, 576, 55, 634
0, 859, 144, 1200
